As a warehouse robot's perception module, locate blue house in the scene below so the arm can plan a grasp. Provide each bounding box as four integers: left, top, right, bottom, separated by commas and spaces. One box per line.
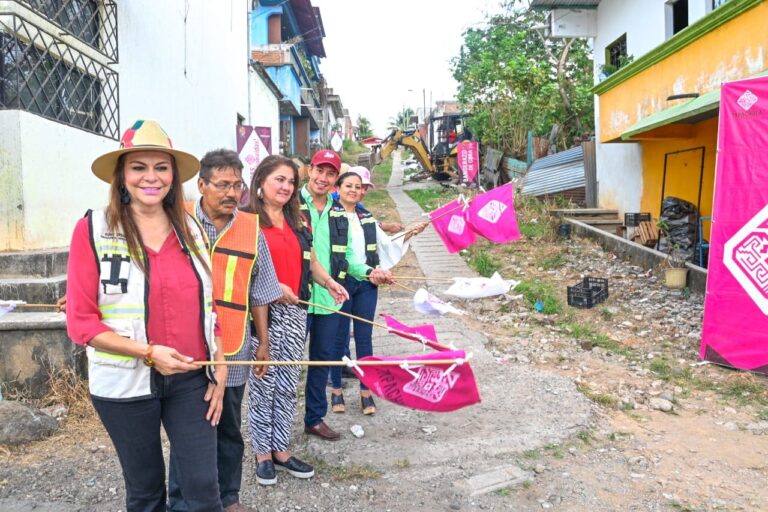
251, 0, 326, 158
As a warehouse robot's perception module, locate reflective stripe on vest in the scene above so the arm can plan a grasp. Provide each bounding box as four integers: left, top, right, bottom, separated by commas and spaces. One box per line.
355, 206, 380, 268
87, 209, 216, 400
300, 194, 349, 282
186, 203, 258, 356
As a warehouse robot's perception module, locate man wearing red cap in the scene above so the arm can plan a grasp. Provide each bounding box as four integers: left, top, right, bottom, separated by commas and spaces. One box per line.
299, 150, 391, 441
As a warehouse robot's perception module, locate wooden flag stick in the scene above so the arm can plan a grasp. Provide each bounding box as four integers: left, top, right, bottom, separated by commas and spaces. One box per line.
391, 281, 418, 293
392, 198, 474, 241
298, 299, 452, 351
193, 358, 464, 367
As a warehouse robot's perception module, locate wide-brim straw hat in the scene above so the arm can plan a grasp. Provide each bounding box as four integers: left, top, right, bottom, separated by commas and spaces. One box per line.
91, 119, 200, 183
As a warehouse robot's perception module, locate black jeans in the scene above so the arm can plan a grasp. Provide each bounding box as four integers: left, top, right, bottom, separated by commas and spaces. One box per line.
168, 384, 245, 510
91, 369, 222, 512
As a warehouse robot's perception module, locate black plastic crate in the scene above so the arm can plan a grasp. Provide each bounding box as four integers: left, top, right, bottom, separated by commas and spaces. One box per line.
624, 212, 651, 227
567, 277, 609, 309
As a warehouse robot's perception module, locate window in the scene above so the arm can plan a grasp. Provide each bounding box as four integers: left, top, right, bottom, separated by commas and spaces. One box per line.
666, 0, 689, 39
606, 34, 627, 70
18, 0, 118, 60
712, 0, 730, 9
0, 15, 119, 138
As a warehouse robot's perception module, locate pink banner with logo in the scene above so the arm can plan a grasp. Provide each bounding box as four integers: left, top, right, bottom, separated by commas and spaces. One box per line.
354, 350, 481, 412
379, 313, 448, 351
429, 200, 477, 253
701, 75, 768, 373
236, 125, 272, 203
457, 141, 479, 182
467, 183, 521, 244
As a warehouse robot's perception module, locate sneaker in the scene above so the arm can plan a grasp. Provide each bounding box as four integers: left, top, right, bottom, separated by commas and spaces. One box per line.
273, 456, 315, 479
255, 459, 277, 486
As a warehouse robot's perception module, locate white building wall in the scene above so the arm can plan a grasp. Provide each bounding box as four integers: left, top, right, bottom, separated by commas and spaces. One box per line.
248, 70, 280, 152
1, 0, 250, 250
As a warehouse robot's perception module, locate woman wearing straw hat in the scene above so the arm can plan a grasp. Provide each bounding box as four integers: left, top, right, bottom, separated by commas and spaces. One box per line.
65, 120, 227, 511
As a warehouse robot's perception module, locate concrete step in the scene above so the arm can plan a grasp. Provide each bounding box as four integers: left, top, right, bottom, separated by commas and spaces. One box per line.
0, 275, 66, 305
0, 311, 83, 398
550, 208, 619, 220
0, 248, 69, 278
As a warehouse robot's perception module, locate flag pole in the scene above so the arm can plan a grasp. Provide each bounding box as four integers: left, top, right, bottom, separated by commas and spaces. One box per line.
193, 358, 466, 367
390, 199, 472, 241
391, 281, 418, 293
298, 299, 452, 351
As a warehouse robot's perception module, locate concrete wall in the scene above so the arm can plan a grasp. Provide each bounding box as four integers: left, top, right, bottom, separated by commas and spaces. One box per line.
1, 0, 251, 250
248, 69, 280, 150
0, 113, 24, 251
266, 65, 302, 113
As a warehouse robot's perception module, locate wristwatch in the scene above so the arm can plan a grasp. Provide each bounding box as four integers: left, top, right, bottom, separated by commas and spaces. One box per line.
143, 344, 156, 367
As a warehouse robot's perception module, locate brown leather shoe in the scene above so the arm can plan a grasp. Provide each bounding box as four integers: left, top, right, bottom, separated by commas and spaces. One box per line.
224, 503, 257, 512
304, 421, 341, 441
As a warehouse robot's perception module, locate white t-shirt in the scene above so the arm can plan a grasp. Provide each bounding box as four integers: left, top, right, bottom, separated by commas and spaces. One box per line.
345, 212, 410, 273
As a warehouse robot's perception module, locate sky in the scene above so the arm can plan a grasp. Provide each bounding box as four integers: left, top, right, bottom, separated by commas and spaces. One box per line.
312, 0, 504, 137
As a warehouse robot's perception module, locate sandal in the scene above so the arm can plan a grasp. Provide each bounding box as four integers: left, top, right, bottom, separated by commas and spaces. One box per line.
331, 392, 346, 413
361, 394, 376, 415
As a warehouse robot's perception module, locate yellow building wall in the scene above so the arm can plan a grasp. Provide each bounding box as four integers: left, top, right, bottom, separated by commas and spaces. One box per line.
598, 1, 768, 142
639, 117, 718, 239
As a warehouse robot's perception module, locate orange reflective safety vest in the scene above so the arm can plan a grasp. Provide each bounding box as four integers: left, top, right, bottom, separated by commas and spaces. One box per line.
185, 202, 259, 355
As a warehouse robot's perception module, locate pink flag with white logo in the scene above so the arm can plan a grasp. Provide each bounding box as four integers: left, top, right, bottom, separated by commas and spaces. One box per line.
457, 141, 480, 182
354, 350, 481, 412
429, 200, 477, 253
379, 313, 449, 351
467, 183, 521, 244
701, 75, 768, 373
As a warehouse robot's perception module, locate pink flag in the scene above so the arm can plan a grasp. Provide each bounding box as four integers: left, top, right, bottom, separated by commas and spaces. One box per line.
429, 200, 477, 253
380, 313, 449, 351
467, 183, 521, 244
457, 141, 479, 182
354, 350, 481, 412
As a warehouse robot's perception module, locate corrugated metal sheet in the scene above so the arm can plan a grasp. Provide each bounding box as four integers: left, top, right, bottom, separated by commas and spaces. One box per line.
530, 0, 600, 9
522, 146, 585, 197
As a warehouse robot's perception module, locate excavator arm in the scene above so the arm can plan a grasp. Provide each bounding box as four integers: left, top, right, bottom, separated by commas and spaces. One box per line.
372, 128, 434, 173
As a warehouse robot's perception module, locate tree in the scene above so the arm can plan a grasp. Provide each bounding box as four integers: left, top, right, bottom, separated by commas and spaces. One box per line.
451, 2, 594, 158
357, 115, 373, 139
388, 107, 415, 131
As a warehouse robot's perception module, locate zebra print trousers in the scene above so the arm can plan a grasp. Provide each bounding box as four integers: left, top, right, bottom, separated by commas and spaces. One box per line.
247, 302, 307, 454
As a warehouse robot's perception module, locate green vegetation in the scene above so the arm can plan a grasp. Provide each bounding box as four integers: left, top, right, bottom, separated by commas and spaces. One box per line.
516, 279, 562, 315
577, 384, 619, 408
540, 252, 566, 270
357, 115, 373, 139
452, 5, 594, 158
560, 321, 633, 357
519, 221, 549, 239
371, 159, 393, 187
404, 187, 456, 212
543, 443, 564, 459
469, 252, 501, 277
395, 458, 411, 469
494, 487, 513, 497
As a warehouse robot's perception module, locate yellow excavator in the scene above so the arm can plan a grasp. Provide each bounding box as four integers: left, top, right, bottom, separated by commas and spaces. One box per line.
371, 114, 472, 181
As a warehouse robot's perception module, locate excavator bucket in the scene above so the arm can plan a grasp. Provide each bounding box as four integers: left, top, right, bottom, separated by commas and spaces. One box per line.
371, 147, 383, 166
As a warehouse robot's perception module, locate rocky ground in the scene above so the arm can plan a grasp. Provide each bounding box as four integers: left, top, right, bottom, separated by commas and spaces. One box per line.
2, 159, 768, 511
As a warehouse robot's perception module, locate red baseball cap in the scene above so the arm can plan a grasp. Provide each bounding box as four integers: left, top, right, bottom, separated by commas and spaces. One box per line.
310, 149, 341, 172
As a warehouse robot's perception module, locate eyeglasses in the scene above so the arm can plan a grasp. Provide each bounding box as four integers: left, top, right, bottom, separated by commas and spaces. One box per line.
204, 179, 245, 193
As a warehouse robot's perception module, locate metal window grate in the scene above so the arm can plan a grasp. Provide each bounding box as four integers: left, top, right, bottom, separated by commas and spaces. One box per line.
0, 14, 119, 138
17, 0, 117, 61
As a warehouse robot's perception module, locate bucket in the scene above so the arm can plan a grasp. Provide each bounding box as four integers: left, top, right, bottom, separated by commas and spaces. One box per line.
664, 267, 688, 289
557, 223, 572, 239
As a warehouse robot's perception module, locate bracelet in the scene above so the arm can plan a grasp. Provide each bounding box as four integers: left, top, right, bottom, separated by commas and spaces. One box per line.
143, 344, 155, 367
324, 276, 334, 288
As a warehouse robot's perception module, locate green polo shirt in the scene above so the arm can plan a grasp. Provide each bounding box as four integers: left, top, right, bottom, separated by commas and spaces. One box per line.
301, 185, 370, 315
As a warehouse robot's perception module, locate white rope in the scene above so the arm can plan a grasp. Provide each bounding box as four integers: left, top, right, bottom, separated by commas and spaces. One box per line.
342, 356, 364, 376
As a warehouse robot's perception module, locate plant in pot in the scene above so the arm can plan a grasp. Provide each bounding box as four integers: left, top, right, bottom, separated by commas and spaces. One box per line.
663, 246, 689, 289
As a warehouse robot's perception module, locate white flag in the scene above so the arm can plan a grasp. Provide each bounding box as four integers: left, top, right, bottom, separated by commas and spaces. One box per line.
413, 288, 464, 316
443, 272, 519, 299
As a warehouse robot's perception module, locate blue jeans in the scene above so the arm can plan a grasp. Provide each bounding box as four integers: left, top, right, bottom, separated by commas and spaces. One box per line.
168, 384, 245, 510
91, 369, 222, 512
304, 311, 342, 427
331, 279, 377, 390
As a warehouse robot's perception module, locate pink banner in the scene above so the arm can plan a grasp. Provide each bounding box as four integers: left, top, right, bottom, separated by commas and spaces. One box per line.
701, 75, 768, 373
467, 183, 521, 244
429, 200, 477, 253
354, 350, 481, 412
379, 313, 448, 351
457, 141, 479, 182
236, 125, 272, 199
